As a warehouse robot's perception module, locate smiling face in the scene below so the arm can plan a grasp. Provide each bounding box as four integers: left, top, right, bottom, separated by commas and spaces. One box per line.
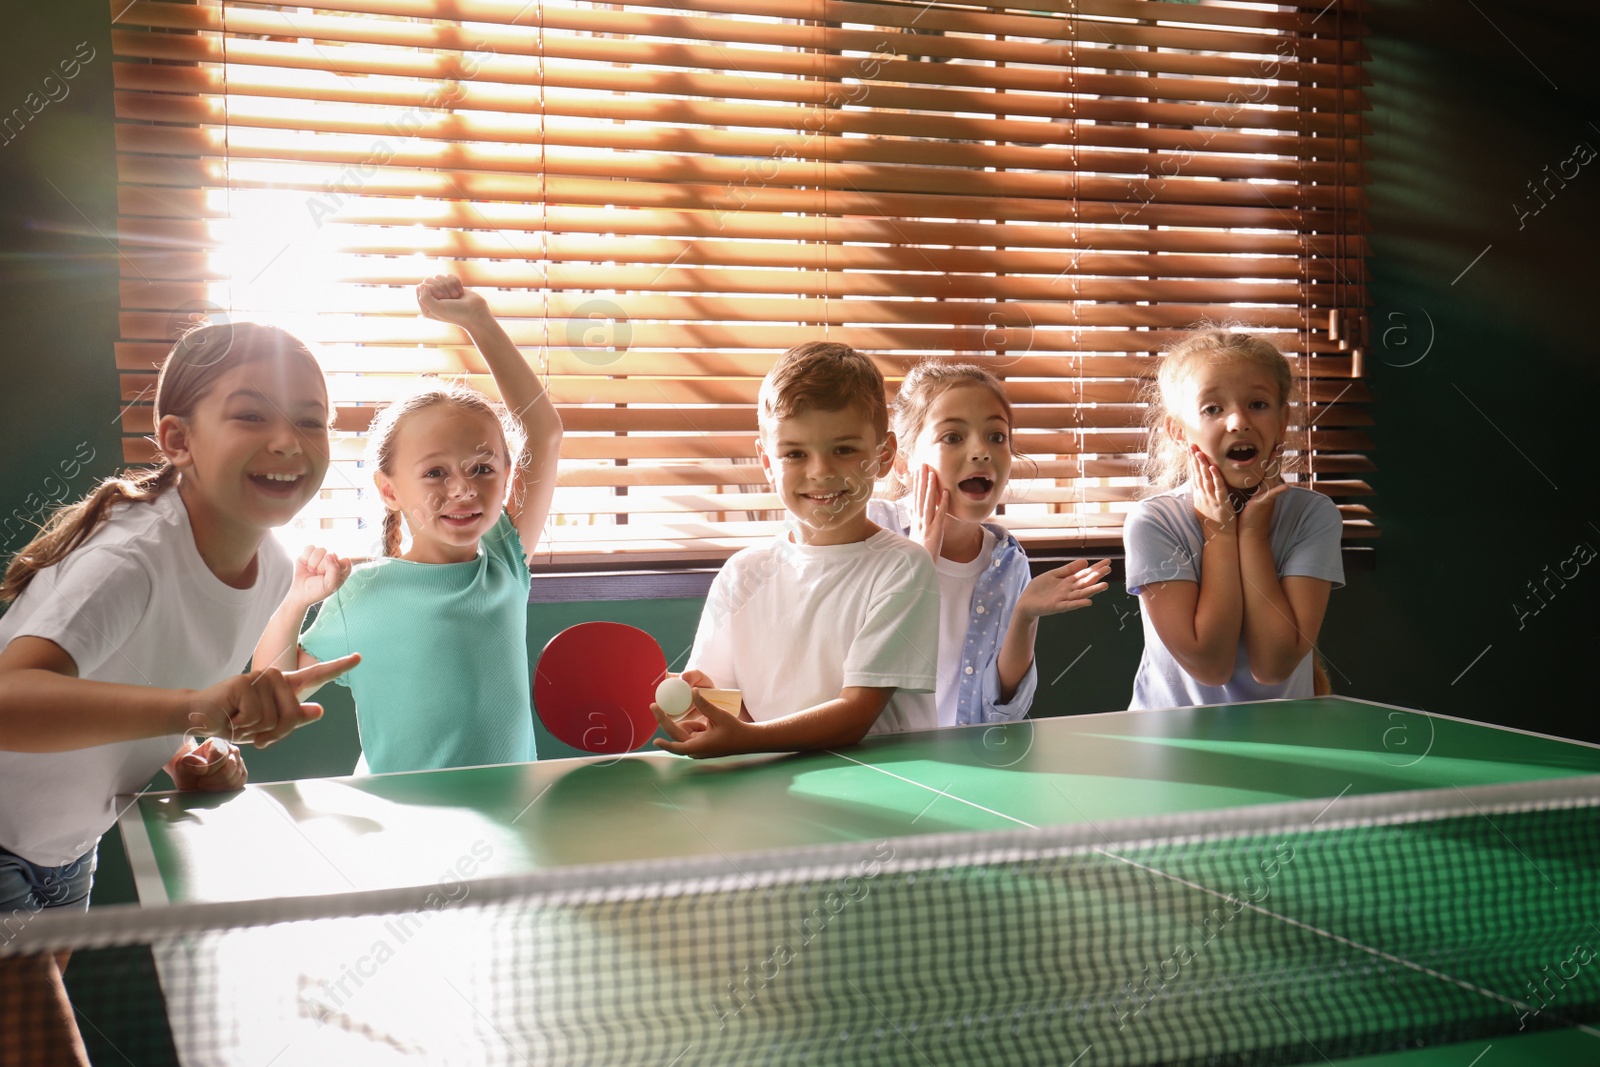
909, 383, 1013, 525
161, 356, 330, 535
375, 403, 511, 563
758, 402, 895, 546
1164, 359, 1290, 492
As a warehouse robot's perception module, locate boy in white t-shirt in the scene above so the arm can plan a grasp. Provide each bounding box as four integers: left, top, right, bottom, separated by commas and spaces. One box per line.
651, 342, 939, 757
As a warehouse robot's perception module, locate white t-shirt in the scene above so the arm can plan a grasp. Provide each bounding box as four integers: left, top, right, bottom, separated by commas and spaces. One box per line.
934, 528, 996, 728
688, 529, 939, 735
1124, 485, 1344, 711
0, 489, 291, 866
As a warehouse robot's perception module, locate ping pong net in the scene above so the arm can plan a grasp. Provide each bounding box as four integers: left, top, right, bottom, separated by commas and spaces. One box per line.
4, 775, 1597, 1066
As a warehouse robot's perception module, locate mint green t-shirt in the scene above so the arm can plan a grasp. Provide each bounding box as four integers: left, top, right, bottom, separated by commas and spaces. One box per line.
301, 514, 534, 774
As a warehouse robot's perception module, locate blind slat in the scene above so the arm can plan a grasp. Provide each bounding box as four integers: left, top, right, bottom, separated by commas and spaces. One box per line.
117, 126, 1360, 216
118, 320, 1361, 353
118, 191, 1369, 266
278, 0, 1340, 34
113, 54, 1368, 115
118, 91, 1367, 187
116, 1, 1366, 75
116, 155, 1368, 235
114, 370, 1370, 411
114, 63, 1366, 163
115, 343, 1367, 381
115, 402, 1373, 453
111, 0, 1372, 559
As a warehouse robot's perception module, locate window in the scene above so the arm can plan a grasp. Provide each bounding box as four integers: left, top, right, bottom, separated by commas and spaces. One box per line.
112, 0, 1371, 565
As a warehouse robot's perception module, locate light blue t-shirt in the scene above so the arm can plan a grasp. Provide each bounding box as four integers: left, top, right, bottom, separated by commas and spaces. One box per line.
301, 514, 534, 773
1124, 485, 1344, 711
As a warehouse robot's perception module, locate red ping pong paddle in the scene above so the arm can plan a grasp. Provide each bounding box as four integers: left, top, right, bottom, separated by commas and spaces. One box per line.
533, 622, 666, 754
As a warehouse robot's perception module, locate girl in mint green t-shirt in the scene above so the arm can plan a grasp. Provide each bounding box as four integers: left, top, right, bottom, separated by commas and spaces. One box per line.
253, 276, 563, 773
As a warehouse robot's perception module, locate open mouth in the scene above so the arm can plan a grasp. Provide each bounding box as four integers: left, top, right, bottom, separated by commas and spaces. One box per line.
440, 510, 483, 528
803, 491, 846, 507
1224, 443, 1259, 464
957, 475, 994, 499
248, 472, 305, 497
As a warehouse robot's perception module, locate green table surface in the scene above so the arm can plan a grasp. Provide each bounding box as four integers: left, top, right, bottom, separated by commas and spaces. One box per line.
1331, 1028, 1594, 1065
110, 696, 1600, 1066
119, 696, 1600, 907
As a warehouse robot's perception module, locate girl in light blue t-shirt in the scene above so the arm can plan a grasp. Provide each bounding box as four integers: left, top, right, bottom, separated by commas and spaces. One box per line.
254, 276, 563, 773
1125, 329, 1344, 711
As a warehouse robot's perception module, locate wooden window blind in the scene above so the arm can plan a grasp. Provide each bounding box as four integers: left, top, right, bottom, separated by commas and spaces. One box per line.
110, 0, 1373, 566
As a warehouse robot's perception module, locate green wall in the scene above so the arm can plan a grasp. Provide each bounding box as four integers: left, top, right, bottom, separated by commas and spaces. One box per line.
0, 4, 122, 570
4, 0, 1598, 884
1351, 0, 1598, 746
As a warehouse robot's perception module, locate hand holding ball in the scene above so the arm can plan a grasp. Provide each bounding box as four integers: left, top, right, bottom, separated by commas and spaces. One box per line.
655, 676, 693, 718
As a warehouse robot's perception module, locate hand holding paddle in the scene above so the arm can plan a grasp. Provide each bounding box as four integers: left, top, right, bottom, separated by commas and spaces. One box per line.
651, 669, 741, 722
651, 672, 752, 759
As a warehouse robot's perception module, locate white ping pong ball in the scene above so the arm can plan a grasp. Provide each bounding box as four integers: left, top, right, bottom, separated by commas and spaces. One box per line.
655, 676, 692, 718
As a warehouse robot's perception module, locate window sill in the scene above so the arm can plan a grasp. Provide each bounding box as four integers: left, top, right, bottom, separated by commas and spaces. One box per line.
528, 546, 1375, 602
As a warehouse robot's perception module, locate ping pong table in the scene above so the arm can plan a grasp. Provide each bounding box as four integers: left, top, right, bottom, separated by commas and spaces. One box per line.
106, 696, 1599, 1065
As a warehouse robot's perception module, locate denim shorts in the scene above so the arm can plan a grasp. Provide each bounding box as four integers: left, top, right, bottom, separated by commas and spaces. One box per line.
0, 842, 97, 920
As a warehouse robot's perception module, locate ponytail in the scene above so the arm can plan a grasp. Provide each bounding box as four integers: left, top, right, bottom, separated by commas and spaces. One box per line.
382, 510, 403, 558
1, 462, 179, 603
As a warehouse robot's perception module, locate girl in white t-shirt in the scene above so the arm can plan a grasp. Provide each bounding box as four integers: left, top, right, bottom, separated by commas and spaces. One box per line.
1123, 329, 1343, 710
879, 362, 1111, 726
0, 323, 357, 1063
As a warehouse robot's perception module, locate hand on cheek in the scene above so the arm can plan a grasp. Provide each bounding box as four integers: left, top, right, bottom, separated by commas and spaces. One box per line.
1189, 447, 1234, 535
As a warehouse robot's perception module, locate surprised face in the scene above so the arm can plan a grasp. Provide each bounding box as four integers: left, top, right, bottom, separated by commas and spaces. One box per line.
1165, 361, 1289, 493
908, 383, 1014, 526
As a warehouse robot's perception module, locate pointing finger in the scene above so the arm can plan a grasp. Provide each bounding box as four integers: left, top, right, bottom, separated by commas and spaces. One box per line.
284, 653, 362, 699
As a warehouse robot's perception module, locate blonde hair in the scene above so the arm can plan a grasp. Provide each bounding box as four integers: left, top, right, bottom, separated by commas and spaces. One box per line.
2, 323, 321, 603
366, 381, 524, 557
885, 361, 1013, 500
758, 342, 888, 440
1141, 328, 1296, 493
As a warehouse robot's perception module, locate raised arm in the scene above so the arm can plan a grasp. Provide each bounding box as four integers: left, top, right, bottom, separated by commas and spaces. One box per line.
251, 545, 349, 672
1236, 486, 1333, 685
253, 598, 317, 674
417, 275, 564, 560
